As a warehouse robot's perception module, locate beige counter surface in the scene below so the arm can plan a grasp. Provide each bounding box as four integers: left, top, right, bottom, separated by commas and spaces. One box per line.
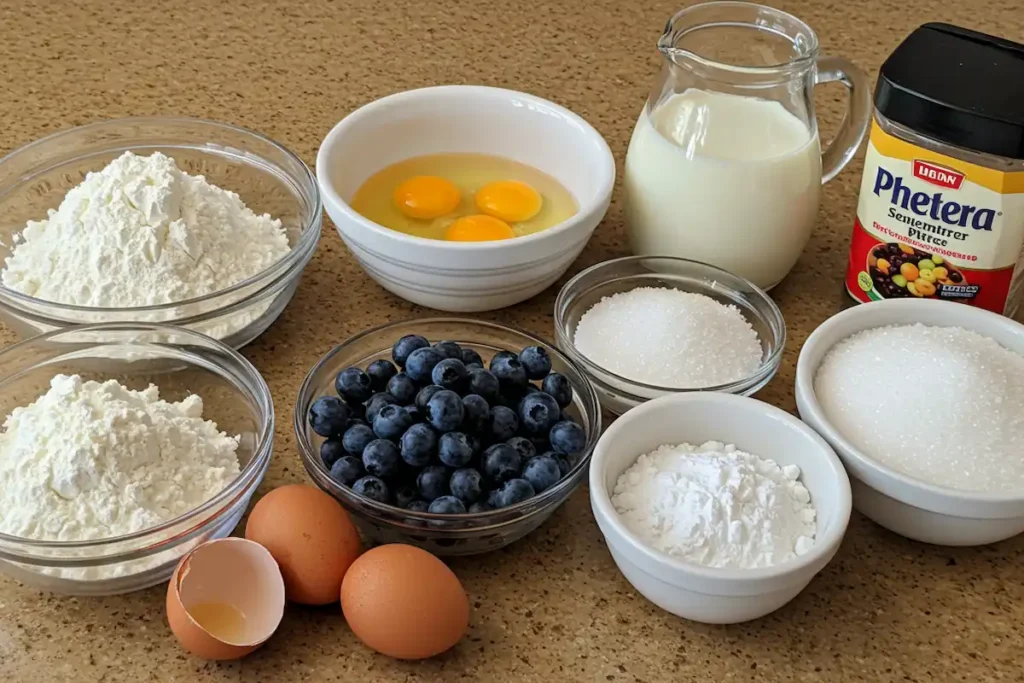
1, 0, 1023, 680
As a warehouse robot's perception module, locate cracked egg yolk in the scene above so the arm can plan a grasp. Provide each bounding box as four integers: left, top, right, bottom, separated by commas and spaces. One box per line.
444, 215, 516, 242
393, 176, 461, 220
474, 180, 542, 223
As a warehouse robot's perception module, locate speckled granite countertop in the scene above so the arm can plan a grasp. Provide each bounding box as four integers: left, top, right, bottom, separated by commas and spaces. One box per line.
0, 0, 1022, 680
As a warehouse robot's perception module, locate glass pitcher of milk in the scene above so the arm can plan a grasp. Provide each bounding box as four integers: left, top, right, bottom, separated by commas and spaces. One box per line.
623, 2, 871, 290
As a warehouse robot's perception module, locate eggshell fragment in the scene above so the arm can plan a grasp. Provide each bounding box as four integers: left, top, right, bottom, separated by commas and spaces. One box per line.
166, 537, 285, 660
341, 544, 469, 660
245, 484, 363, 605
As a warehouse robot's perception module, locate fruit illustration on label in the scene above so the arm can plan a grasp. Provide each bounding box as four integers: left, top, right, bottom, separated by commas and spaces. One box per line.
867, 242, 970, 301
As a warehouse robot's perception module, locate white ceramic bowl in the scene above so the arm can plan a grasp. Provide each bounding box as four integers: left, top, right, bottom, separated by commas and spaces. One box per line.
316, 85, 615, 312
590, 393, 851, 624
796, 298, 1024, 546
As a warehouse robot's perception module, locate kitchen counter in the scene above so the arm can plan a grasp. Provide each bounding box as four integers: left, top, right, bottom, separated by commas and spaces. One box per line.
1, 0, 1022, 680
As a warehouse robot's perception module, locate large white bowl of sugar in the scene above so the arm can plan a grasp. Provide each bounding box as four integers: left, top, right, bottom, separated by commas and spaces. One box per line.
796, 298, 1024, 546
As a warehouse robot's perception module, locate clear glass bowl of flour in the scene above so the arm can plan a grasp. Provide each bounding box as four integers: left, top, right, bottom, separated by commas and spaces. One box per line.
0, 117, 321, 349
554, 256, 786, 415
0, 324, 274, 596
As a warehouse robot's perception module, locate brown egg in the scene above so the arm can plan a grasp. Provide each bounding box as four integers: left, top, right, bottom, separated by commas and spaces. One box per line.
244, 484, 363, 605
166, 538, 285, 660
341, 544, 469, 660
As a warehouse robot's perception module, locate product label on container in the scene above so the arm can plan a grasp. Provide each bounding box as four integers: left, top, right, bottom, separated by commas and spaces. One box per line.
846, 121, 1024, 314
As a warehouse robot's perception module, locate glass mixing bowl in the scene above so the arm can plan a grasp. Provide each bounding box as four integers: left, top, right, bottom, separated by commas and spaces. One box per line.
0, 324, 274, 596
554, 256, 786, 414
0, 117, 321, 348
295, 318, 602, 556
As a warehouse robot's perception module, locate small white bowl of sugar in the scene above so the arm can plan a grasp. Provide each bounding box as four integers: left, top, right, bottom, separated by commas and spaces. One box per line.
797, 298, 1024, 546
589, 392, 851, 624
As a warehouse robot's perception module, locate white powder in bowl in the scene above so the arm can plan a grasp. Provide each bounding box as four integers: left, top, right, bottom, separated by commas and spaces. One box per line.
611, 441, 817, 569
573, 287, 763, 388
814, 323, 1024, 493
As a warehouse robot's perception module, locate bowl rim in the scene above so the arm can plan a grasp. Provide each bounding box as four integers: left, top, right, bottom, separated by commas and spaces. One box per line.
0, 115, 322, 314
554, 255, 787, 393
293, 315, 602, 523
314, 84, 616, 252
589, 391, 852, 582
0, 322, 275, 553
795, 298, 1024, 510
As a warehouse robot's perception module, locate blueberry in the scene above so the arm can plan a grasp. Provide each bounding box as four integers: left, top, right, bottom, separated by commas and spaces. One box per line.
392, 334, 429, 368
406, 347, 445, 383
490, 353, 528, 393
461, 348, 483, 367
330, 455, 365, 486
404, 405, 423, 423
482, 443, 522, 484
519, 346, 552, 380
334, 367, 373, 403
308, 396, 350, 437
372, 403, 413, 441
428, 495, 467, 514
519, 392, 561, 436
415, 384, 444, 413
320, 438, 346, 468
468, 501, 493, 513
466, 432, 483, 456
438, 432, 474, 467
366, 359, 398, 391
539, 450, 572, 476
493, 478, 536, 508
399, 422, 437, 467
416, 464, 450, 502
449, 468, 483, 504
488, 405, 519, 442
506, 436, 536, 461
522, 454, 562, 493
490, 350, 518, 368
467, 368, 500, 402
549, 420, 586, 456
466, 362, 483, 371
486, 489, 501, 508
431, 358, 469, 392
406, 500, 430, 513
353, 476, 390, 503
365, 392, 399, 424
362, 438, 402, 478
426, 389, 465, 433
342, 423, 375, 456
541, 373, 573, 408
461, 394, 490, 432
394, 485, 418, 509
386, 372, 418, 405
434, 340, 463, 360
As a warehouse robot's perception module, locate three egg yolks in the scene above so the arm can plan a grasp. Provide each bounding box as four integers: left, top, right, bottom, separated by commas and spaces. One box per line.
391, 176, 542, 241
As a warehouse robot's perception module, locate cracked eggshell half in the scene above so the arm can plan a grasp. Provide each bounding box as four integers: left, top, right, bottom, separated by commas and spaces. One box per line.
166, 537, 286, 660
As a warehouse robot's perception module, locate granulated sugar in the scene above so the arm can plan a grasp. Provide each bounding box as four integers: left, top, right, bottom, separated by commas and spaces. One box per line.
815, 323, 1024, 492
573, 287, 762, 388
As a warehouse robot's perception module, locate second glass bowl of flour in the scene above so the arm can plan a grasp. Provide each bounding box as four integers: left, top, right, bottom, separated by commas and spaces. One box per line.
0, 323, 274, 596
0, 117, 321, 348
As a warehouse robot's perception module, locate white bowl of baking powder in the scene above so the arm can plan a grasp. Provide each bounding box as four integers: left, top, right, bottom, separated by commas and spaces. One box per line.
589, 392, 851, 624
796, 298, 1024, 546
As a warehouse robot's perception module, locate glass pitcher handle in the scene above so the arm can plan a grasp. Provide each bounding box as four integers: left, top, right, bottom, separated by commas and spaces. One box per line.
815, 55, 872, 184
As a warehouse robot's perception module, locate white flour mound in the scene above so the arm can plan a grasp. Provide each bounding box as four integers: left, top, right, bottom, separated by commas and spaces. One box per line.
612, 441, 816, 569
0, 374, 240, 544
1, 151, 291, 308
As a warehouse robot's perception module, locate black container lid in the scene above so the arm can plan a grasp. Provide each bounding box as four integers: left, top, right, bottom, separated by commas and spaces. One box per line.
875, 23, 1024, 160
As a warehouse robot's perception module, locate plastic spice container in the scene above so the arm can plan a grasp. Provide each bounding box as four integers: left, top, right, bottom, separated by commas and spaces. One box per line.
845, 23, 1024, 315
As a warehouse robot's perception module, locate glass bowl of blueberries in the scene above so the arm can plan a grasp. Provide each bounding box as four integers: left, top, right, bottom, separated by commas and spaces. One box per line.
294, 317, 602, 556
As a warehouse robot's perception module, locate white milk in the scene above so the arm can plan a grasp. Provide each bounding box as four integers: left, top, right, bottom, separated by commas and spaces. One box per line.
623, 89, 822, 290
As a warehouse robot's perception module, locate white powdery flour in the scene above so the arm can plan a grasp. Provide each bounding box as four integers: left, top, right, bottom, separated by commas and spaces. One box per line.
815, 323, 1024, 492
612, 442, 816, 569
1, 151, 291, 308
573, 287, 762, 388
0, 374, 241, 543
